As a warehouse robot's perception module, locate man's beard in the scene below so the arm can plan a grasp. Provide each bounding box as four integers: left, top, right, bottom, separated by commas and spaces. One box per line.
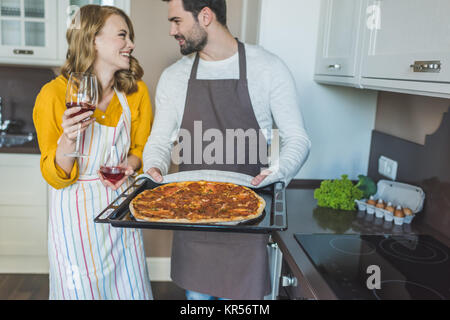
176, 23, 208, 55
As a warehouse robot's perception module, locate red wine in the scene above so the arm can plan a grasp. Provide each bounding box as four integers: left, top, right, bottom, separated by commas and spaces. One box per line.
66, 102, 96, 118
100, 166, 125, 184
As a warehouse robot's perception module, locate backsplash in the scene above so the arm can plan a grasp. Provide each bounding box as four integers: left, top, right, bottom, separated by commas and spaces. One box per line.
374, 91, 449, 145
0, 66, 55, 134
368, 111, 450, 238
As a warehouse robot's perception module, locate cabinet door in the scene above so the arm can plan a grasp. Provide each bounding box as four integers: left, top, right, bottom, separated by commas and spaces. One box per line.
361, 0, 450, 83
0, 0, 58, 61
315, 0, 363, 79
0, 154, 48, 272
68, 0, 129, 11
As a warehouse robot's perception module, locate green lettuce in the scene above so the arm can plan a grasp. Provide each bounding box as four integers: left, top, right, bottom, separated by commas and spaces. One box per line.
314, 175, 364, 211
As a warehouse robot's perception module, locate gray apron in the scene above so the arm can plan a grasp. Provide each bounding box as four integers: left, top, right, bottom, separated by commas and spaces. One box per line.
170, 40, 271, 300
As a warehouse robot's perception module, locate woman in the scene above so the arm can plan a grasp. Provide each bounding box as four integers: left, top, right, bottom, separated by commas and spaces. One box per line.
33, 5, 153, 300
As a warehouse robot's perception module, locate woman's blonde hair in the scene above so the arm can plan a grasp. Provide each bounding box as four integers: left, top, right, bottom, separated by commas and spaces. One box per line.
61, 5, 143, 100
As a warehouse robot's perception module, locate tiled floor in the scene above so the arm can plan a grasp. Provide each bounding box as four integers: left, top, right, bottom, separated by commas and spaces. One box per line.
0, 274, 186, 300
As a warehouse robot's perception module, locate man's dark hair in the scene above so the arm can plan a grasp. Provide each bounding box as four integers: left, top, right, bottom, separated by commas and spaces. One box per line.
163, 0, 227, 26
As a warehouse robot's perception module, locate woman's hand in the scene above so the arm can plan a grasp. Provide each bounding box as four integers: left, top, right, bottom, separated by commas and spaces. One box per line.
98, 163, 135, 191
98, 155, 140, 191
55, 107, 96, 176
61, 107, 95, 143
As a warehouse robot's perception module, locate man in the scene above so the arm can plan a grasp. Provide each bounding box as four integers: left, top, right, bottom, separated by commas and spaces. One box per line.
143, 0, 311, 300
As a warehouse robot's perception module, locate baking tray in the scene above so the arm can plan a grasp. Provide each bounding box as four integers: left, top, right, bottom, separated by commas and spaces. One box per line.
94, 177, 287, 234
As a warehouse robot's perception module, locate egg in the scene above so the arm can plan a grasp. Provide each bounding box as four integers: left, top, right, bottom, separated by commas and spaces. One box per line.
375, 199, 385, 209
403, 208, 413, 216
385, 202, 394, 213
394, 206, 405, 218
366, 196, 376, 206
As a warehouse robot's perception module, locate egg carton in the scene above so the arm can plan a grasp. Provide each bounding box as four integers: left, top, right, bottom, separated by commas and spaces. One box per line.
354, 180, 425, 226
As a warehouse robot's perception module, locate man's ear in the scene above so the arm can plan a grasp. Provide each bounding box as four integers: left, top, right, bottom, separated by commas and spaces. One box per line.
198, 7, 214, 27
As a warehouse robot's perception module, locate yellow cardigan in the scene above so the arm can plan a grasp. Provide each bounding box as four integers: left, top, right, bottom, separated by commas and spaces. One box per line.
33, 75, 153, 190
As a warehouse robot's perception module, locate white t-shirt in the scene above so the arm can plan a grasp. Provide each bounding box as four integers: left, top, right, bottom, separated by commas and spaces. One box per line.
143, 43, 311, 185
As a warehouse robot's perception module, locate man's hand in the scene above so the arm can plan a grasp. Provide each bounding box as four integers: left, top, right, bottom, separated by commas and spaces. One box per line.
147, 167, 163, 183
251, 169, 272, 186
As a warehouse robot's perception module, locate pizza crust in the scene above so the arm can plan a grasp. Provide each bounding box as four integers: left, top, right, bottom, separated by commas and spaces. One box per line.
129, 181, 266, 224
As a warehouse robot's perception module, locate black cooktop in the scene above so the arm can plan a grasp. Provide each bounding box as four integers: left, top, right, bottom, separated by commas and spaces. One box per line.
294, 234, 450, 300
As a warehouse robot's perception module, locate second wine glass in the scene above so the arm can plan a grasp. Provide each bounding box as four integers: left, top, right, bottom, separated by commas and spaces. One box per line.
100, 146, 127, 184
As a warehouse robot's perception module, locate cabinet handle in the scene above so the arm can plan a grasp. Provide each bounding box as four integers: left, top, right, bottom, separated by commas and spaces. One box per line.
328, 64, 341, 70
410, 60, 441, 73
282, 275, 298, 287
13, 49, 34, 55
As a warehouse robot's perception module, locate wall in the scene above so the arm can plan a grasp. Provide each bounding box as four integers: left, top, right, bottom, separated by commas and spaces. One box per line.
241, 0, 261, 44
375, 92, 449, 145
258, 0, 378, 181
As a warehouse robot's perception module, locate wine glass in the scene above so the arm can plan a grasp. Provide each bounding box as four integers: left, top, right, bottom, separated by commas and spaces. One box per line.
100, 146, 127, 185
65, 72, 98, 158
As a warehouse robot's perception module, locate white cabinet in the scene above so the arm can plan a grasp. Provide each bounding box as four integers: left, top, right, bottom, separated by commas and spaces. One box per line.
0, 0, 130, 67
0, 0, 58, 65
314, 0, 365, 86
360, 0, 450, 97
314, 0, 450, 98
0, 154, 49, 273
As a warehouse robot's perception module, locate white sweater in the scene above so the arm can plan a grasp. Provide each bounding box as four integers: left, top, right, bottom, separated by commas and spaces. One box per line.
143, 43, 311, 186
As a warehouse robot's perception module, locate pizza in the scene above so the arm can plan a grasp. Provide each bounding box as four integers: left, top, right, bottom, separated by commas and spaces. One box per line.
129, 181, 266, 224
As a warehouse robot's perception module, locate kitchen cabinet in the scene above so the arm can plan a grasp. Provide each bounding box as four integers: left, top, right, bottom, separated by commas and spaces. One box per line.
0, 0, 130, 67
0, 153, 48, 273
314, 0, 450, 98
314, 0, 365, 87
360, 0, 450, 97
0, 0, 58, 65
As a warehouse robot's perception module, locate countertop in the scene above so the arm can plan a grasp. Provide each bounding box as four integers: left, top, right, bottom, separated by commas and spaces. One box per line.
0, 139, 40, 154
273, 182, 450, 300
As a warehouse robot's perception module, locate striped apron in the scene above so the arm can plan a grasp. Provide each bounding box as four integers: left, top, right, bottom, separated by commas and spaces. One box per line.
47, 90, 153, 300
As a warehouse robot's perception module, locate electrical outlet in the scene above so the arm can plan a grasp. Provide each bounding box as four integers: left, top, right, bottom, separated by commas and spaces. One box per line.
378, 156, 398, 180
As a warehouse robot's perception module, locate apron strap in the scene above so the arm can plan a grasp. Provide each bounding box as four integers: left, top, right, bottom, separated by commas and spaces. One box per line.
237, 40, 247, 80
189, 39, 247, 80
190, 52, 201, 80
114, 89, 131, 117
112, 89, 132, 146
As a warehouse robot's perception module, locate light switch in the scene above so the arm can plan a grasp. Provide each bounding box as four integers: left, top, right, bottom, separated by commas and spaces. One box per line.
378, 156, 398, 181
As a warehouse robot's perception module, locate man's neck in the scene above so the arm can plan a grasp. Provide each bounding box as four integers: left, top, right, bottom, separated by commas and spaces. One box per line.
199, 29, 238, 61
